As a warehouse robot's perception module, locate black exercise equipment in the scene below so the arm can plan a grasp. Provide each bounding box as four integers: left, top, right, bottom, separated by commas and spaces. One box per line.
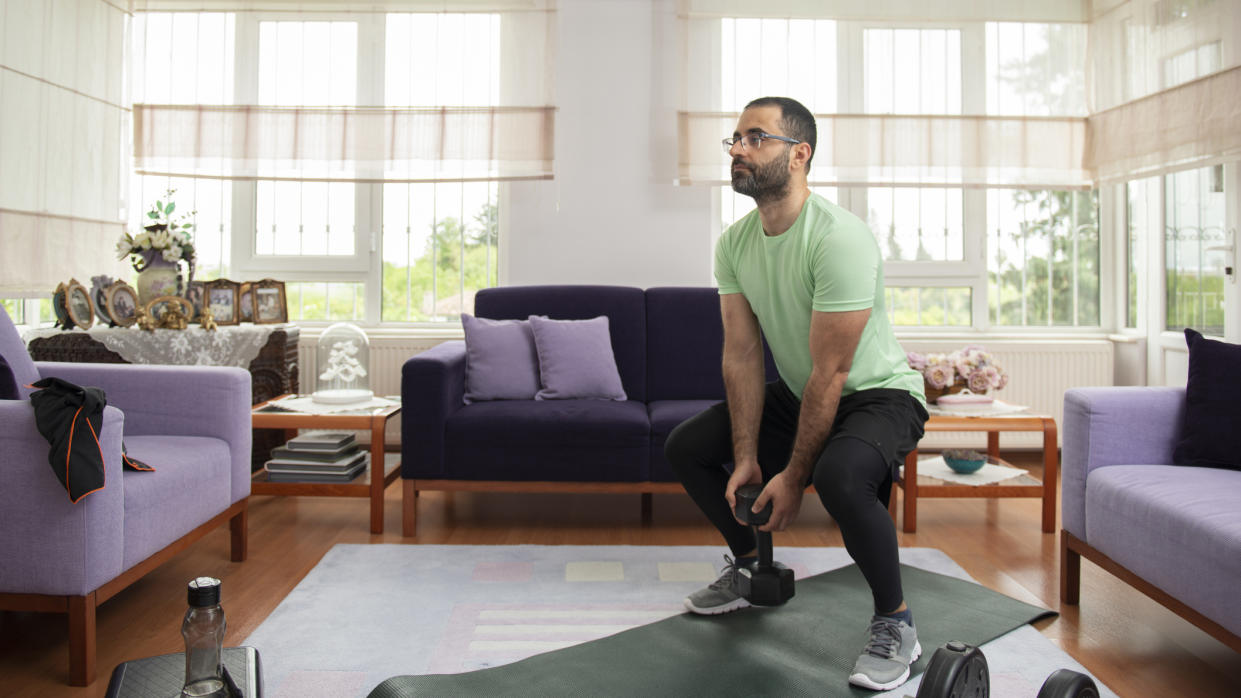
1036, 668, 1100, 698
732, 483, 795, 606
914, 640, 988, 698
912, 641, 1100, 698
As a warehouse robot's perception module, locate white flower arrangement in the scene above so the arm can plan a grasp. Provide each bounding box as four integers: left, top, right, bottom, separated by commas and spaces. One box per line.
906, 345, 1008, 394
116, 189, 197, 272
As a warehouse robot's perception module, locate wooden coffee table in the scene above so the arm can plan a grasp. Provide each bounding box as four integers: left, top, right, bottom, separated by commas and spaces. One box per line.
890, 413, 1058, 534
251, 395, 401, 533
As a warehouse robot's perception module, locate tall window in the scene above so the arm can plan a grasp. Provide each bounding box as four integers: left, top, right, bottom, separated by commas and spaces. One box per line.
130, 9, 533, 324
1165, 165, 1227, 334
712, 19, 1095, 330
988, 190, 1099, 326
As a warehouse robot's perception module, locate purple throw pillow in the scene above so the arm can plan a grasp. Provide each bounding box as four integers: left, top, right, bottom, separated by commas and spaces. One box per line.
1173, 328, 1241, 470
460, 313, 541, 404
528, 315, 627, 401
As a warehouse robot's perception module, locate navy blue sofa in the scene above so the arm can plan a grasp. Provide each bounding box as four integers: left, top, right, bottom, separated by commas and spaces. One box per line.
399, 285, 776, 536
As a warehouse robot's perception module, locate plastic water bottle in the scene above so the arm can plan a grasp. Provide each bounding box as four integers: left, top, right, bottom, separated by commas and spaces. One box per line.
181, 577, 228, 698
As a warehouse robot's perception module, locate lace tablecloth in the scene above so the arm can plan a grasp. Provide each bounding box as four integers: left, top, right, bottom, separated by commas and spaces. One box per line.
24, 325, 285, 368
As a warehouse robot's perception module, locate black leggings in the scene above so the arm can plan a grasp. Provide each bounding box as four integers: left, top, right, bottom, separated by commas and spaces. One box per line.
665, 382, 924, 613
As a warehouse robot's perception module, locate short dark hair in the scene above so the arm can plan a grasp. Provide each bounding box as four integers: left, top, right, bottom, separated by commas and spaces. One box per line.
744, 96, 816, 174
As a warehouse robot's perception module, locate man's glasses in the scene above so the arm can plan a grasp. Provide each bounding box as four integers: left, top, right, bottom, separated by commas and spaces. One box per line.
722, 131, 800, 153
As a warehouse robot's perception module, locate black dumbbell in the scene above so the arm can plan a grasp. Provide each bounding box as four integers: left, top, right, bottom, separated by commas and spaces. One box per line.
912, 641, 1100, 698
914, 640, 989, 698
732, 483, 795, 606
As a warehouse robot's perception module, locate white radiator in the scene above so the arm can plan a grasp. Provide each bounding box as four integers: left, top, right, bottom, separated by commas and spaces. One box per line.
899, 339, 1114, 449
302, 335, 1114, 451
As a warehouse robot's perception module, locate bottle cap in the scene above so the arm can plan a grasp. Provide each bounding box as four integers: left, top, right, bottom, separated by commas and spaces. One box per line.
187, 576, 221, 607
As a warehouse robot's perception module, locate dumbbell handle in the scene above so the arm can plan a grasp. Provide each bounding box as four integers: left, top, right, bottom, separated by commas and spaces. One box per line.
734, 484, 775, 570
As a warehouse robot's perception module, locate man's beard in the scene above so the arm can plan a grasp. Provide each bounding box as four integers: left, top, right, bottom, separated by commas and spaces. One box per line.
731, 149, 791, 203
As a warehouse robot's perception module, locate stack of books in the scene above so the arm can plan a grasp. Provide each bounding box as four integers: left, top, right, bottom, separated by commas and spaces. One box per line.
264, 431, 368, 482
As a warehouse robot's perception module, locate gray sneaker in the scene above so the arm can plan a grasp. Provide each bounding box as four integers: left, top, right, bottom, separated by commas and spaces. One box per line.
848, 615, 922, 691
683, 555, 752, 615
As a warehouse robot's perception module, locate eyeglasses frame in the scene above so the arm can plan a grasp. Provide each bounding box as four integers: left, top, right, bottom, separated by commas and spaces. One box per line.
722, 131, 801, 153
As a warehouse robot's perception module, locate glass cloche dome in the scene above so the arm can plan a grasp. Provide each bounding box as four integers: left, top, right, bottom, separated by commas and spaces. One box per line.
312, 322, 373, 404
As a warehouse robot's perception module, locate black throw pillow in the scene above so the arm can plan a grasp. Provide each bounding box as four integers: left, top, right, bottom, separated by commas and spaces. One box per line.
1173, 328, 1241, 470
0, 354, 19, 400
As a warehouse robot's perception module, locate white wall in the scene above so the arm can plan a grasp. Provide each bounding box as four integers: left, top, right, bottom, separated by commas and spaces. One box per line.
503, 0, 717, 288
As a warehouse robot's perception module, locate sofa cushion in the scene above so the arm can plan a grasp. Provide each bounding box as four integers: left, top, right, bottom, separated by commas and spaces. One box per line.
1085, 464, 1241, 639
529, 315, 626, 401
1173, 328, 1241, 470
648, 399, 720, 481
645, 287, 778, 401
442, 400, 650, 481
475, 285, 647, 401
460, 313, 540, 404
121, 435, 232, 569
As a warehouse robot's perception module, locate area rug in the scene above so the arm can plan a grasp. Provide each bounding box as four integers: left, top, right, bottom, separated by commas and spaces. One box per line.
244, 545, 1116, 698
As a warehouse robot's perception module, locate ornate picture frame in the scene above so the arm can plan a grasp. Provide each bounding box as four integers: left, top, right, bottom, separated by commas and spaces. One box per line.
64, 279, 94, 330
103, 280, 139, 327
252, 278, 288, 324
203, 279, 241, 326
144, 295, 194, 329
185, 280, 205, 321
238, 281, 254, 322
52, 282, 72, 329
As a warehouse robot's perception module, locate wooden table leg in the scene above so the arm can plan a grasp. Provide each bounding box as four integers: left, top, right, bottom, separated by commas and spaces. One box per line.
370, 415, 385, 534
903, 450, 918, 533
987, 431, 1000, 458
1042, 418, 1059, 533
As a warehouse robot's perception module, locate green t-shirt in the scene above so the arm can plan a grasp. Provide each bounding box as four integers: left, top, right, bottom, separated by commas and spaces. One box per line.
714, 193, 925, 406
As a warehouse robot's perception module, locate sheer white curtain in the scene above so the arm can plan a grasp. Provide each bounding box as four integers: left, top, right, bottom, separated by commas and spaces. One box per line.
677, 0, 1090, 190
130, 0, 556, 183
1086, 0, 1241, 183
0, 0, 130, 296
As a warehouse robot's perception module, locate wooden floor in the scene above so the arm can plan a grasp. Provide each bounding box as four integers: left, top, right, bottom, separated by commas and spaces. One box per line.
2, 452, 1239, 697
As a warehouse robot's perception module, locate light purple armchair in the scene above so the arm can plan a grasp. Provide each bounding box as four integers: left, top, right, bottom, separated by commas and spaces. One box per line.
0, 307, 252, 685
1060, 386, 1241, 654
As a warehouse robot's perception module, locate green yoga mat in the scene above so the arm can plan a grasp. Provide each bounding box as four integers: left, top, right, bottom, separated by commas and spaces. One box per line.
369, 563, 1055, 698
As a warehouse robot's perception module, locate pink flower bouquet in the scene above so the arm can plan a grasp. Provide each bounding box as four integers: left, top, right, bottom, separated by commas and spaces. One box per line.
905, 346, 1008, 402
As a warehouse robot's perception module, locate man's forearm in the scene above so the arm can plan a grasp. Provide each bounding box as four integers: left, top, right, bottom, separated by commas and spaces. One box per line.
783, 369, 846, 482
722, 354, 766, 464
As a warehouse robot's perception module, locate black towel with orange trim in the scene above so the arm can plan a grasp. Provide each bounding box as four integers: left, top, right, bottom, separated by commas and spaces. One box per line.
29, 377, 153, 503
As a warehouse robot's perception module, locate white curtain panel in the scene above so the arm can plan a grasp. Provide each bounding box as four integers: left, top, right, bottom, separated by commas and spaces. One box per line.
678, 112, 1090, 189
0, 0, 130, 296
1086, 0, 1241, 183
129, 0, 556, 184
133, 104, 555, 182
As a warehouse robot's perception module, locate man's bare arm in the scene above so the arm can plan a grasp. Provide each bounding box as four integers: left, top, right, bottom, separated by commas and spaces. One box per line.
754, 308, 870, 531
720, 293, 766, 509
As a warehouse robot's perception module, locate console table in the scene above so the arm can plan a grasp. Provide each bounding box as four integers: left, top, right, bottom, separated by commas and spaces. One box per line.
26, 325, 299, 470
891, 413, 1058, 534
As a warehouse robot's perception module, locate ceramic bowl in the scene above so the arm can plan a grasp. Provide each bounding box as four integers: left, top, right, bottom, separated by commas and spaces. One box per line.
941, 449, 987, 474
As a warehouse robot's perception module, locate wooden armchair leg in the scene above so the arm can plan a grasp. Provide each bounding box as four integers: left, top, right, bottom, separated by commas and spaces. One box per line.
1061, 531, 1081, 605
68, 592, 97, 687
230, 505, 248, 562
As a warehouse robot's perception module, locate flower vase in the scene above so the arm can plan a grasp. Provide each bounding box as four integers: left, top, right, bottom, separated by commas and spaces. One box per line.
136, 250, 182, 306
924, 379, 970, 404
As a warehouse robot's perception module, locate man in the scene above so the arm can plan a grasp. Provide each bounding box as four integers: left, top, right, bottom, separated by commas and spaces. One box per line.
664, 96, 928, 692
